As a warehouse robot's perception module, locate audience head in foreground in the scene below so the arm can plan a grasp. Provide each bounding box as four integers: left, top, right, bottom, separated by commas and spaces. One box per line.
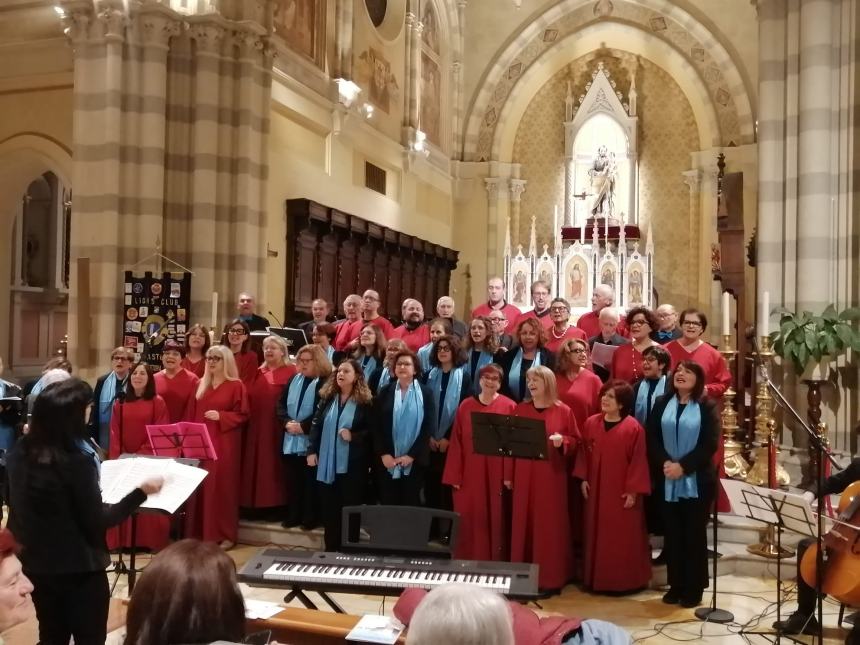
124, 539, 245, 645
405, 583, 514, 645
0, 529, 34, 635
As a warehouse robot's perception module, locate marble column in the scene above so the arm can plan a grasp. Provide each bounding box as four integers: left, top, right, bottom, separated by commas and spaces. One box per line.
682, 169, 702, 312
408, 11, 423, 131
485, 178, 502, 275
509, 179, 526, 251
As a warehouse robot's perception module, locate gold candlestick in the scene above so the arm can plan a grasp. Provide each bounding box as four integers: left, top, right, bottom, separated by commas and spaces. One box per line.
720, 334, 748, 479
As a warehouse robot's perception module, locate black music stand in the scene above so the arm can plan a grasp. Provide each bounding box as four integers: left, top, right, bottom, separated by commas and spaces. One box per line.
266, 327, 309, 357
470, 412, 549, 461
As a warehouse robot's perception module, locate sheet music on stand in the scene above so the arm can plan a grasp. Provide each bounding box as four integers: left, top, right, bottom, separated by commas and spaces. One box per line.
722, 479, 834, 536
100, 456, 207, 515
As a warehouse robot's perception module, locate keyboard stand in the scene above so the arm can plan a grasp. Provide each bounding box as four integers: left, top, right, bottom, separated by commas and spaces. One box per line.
284, 586, 346, 614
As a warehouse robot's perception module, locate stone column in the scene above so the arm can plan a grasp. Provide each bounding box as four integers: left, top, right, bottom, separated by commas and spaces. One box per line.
682, 169, 702, 313
485, 178, 502, 274
796, 0, 835, 310
403, 10, 414, 127
509, 179, 526, 250
755, 0, 787, 306
409, 13, 423, 131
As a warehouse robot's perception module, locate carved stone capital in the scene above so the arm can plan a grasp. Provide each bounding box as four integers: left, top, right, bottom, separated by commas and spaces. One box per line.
509, 178, 527, 202
95, 6, 126, 43
140, 13, 182, 48
189, 22, 226, 53
682, 169, 703, 193
485, 177, 502, 203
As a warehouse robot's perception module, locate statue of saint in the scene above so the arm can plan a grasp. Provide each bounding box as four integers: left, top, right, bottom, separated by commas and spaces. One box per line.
588, 146, 617, 218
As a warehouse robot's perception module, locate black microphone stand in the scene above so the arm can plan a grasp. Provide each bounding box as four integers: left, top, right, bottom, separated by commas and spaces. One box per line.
748, 334, 838, 645
109, 385, 132, 595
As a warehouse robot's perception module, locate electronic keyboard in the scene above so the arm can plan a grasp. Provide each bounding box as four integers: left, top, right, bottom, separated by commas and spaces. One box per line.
239, 549, 540, 600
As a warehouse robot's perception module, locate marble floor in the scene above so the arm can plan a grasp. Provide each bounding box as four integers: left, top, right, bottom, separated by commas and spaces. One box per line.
3, 542, 854, 644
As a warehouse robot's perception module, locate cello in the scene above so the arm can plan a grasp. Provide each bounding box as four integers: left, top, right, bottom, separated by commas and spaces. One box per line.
799, 480, 860, 605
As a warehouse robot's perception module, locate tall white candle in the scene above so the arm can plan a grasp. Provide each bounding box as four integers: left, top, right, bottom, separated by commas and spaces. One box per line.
758, 290, 770, 338
211, 291, 218, 331
722, 291, 731, 337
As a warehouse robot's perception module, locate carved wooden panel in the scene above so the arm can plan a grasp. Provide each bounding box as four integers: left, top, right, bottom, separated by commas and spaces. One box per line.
337, 237, 358, 314
318, 230, 338, 307
386, 252, 402, 322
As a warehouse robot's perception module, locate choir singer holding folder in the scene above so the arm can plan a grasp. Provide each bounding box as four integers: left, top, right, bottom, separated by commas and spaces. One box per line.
6, 378, 163, 645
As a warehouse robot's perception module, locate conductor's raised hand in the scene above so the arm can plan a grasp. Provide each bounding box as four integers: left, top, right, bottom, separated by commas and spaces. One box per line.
140, 477, 164, 495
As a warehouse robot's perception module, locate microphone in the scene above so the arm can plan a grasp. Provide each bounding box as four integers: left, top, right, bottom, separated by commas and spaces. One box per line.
268, 310, 285, 328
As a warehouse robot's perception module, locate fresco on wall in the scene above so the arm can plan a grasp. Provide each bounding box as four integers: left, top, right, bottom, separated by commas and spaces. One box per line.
358, 47, 399, 114
421, 52, 441, 146
273, 0, 322, 65
421, 3, 440, 54
566, 258, 587, 307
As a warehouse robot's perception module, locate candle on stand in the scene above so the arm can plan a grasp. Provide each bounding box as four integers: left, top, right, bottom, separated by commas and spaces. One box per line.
758, 290, 770, 338
211, 291, 219, 331
722, 291, 731, 337
604, 214, 609, 241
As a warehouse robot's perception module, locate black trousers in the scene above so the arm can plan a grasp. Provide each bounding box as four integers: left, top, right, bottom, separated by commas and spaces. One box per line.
424, 451, 452, 512
283, 455, 319, 527
29, 570, 109, 645
662, 482, 713, 599
318, 463, 366, 552
376, 464, 425, 507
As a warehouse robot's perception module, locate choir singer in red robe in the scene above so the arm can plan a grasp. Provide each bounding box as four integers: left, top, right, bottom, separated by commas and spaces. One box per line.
442, 363, 516, 561
190, 346, 249, 549
109, 362, 170, 551
221, 320, 258, 386
610, 307, 659, 383
240, 335, 296, 515
647, 361, 718, 608
181, 324, 209, 379
509, 366, 577, 593
574, 380, 651, 593
154, 340, 199, 422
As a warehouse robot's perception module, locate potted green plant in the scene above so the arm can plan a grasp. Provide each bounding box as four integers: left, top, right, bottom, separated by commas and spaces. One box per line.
770, 305, 860, 378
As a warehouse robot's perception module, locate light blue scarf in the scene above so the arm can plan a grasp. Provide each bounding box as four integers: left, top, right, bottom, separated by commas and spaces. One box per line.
426, 366, 465, 439
507, 348, 541, 401
390, 381, 424, 479
661, 396, 701, 502
98, 373, 122, 424
417, 343, 434, 374
325, 345, 336, 362
634, 375, 667, 425
77, 438, 101, 473
377, 369, 393, 391
0, 381, 14, 451
282, 375, 318, 455
317, 397, 357, 484
360, 355, 379, 378
468, 350, 494, 393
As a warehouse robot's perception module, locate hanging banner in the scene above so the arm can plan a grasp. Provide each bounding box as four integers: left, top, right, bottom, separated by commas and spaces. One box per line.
122, 271, 192, 366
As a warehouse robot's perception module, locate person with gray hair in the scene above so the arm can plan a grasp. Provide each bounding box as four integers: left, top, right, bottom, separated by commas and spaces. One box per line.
576, 283, 628, 339
436, 296, 467, 338
652, 303, 681, 344
404, 584, 514, 645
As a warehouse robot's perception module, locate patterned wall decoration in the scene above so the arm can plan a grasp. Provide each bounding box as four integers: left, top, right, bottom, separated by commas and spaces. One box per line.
512, 51, 699, 308
468, 0, 746, 161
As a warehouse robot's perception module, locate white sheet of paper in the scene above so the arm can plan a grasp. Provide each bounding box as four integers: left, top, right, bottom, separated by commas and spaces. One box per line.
346, 615, 405, 644
590, 342, 619, 368
721, 479, 779, 524
243, 599, 283, 620
100, 457, 207, 514
767, 488, 833, 537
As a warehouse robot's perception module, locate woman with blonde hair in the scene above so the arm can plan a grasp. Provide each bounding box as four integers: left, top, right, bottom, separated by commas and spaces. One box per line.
510, 366, 577, 593
277, 344, 332, 529
307, 359, 373, 551
241, 335, 297, 517
190, 345, 249, 549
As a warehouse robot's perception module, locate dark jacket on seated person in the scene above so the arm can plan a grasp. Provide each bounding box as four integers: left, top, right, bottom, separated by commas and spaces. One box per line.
7, 446, 145, 575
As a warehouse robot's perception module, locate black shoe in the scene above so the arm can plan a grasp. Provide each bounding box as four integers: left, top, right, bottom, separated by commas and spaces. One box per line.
662, 589, 680, 604
680, 593, 703, 608
281, 519, 301, 528
651, 551, 667, 565
773, 611, 819, 635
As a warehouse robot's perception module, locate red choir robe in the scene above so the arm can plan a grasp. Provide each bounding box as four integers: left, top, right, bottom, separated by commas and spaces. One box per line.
334, 319, 363, 351
555, 368, 602, 577
189, 379, 249, 543
544, 326, 588, 354
513, 309, 554, 331
509, 401, 578, 591
442, 394, 517, 561
364, 316, 395, 340
180, 356, 206, 379
574, 414, 651, 592
390, 324, 430, 353
240, 364, 296, 508
666, 339, 732, 511
610, 343, 658, 384
107, 396, 171, 551
233, 350, 259, 385
576, 310, 629, 339
471, 302, 523, 334
154, 369, 199, 422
